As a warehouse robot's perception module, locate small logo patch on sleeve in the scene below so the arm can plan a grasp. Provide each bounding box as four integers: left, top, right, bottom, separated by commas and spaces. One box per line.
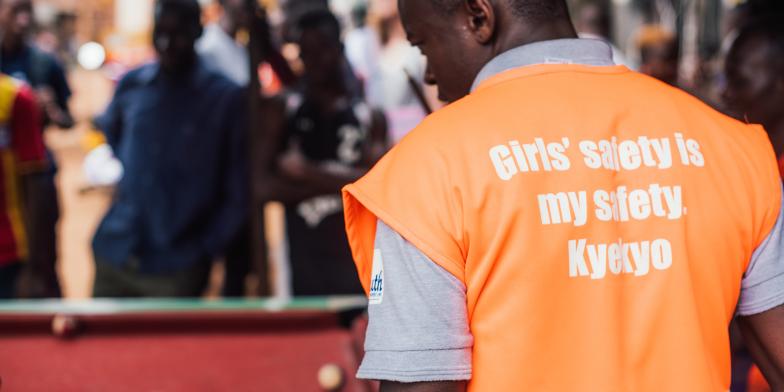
369, 249, 384, 305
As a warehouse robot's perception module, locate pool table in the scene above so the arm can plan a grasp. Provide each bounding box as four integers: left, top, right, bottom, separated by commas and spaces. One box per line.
0, 296, 374, 392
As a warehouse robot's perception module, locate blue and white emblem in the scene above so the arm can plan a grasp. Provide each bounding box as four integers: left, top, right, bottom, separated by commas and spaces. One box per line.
369, 249, 384, 305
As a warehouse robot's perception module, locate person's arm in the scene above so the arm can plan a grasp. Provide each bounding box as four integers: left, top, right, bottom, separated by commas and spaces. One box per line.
357, 220, 472, 387
94, 74, 132, 151
251, 96, 328, 204
252, 6, 297, 87
43, 58, 74, 129
35, 86, 73, 129
735, 189, 784, 390
276, 108, 389, 194
737, 306, 784, 390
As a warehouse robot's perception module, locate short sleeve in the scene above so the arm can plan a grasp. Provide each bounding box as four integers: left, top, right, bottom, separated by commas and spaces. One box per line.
357, 219, 473, 382
737, 188, 784, 316
10, 85, 45, 163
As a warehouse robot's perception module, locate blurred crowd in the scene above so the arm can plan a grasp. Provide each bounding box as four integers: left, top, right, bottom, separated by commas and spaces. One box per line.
0, 0, 782, 297
0, 0, 782, 390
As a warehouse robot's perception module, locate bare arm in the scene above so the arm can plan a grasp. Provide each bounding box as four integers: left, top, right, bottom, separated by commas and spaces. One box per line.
251, 98, 328, 203
737, 304, 784, 391
380, 381, 467, 392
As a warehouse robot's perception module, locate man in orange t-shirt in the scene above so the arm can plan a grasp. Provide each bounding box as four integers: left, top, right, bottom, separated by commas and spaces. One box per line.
342, 1, 784, 391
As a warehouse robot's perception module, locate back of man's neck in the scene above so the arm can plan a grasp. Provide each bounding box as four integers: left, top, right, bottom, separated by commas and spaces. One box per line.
495, 22, 579, 56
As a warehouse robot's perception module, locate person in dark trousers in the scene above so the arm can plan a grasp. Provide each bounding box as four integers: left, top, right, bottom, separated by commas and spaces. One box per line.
258, 10, 387, 296
91, 0, 247, 297
0, 0, 73, 298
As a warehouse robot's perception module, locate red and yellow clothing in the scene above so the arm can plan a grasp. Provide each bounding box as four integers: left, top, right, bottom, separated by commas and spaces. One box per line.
344, 59, 781, 391
0, 75, 45, 265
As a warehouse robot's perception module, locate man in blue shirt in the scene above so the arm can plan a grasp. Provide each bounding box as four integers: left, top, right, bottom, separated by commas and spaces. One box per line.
0, 0, 74, 298
91, 0, 248, 297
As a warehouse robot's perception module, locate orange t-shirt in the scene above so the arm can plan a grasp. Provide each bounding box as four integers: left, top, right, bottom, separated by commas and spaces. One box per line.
343, 64, 781, 391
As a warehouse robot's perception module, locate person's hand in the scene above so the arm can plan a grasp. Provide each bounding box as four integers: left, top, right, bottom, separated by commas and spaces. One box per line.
35, 87, 73, 129
278, 143, 310, 180
35, 87, 56, 107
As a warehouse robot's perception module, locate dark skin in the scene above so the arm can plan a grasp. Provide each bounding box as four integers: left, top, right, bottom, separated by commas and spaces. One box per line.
723, 35, 784, 157
400, 0, 576, 104
393, 1, 784, 391
0, 0, 72, 128
153, 5, 202, 76
640, 40, 679, 87
387, 0, 574, 390
255, 25, 387, 204
723, 34, 784, 392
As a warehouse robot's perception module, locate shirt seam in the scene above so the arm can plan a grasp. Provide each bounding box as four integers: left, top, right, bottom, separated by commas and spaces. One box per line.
347, 185, 466, 282
742, 271, 784, 289
737, 289, 784, 316
475, 65, 630, 94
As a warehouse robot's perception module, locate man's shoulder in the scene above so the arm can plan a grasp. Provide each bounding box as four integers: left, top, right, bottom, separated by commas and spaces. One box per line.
115, 63, 158, 90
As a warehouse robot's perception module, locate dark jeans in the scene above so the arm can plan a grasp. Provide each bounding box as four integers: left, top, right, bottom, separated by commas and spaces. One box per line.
0, 262, 22, 299
93, 256, 212, 298
22, 172, 61, 298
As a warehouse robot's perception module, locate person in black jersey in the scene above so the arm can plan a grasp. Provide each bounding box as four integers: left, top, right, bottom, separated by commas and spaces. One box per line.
260, 9, 387, 295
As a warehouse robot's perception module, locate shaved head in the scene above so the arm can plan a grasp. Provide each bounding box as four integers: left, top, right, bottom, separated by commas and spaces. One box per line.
399, 0, 576, 102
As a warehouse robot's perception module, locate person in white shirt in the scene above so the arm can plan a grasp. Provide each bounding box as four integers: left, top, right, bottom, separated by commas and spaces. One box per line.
197, 0, 250, 86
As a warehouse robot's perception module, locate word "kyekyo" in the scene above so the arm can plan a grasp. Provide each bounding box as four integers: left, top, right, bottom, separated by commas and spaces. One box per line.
569, 238, 673, 279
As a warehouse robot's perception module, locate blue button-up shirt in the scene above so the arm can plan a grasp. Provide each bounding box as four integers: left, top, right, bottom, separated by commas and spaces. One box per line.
92, 60, 247, 273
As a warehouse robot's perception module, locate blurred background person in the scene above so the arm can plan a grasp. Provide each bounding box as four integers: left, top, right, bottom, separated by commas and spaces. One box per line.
90, 0, 247, 297
0, 0, 74, 298
636, 25, 679, 87
723, 17, 784, 176
197, 0, 254, 298
343, 1, 381, 107
197, 0, 251, 87
262, 9, 386, 296
722, 13, 784, 392
573, 0, 633, 68
198, 0, 298, 297
0, 73, 46, 298
372, 0, 434, 143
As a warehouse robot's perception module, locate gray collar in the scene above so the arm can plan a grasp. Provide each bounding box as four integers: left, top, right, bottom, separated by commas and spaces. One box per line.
471, 38, 616, 92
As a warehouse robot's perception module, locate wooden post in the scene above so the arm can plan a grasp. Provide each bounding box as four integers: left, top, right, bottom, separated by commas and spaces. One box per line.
247, 0, 271, 296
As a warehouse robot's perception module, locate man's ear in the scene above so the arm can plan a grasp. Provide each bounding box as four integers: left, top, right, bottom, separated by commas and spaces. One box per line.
463, 0, 495, 44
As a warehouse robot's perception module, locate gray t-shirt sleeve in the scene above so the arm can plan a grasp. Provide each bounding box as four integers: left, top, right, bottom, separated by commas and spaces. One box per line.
737, 191, 784, 316
357, 220, 473, 382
